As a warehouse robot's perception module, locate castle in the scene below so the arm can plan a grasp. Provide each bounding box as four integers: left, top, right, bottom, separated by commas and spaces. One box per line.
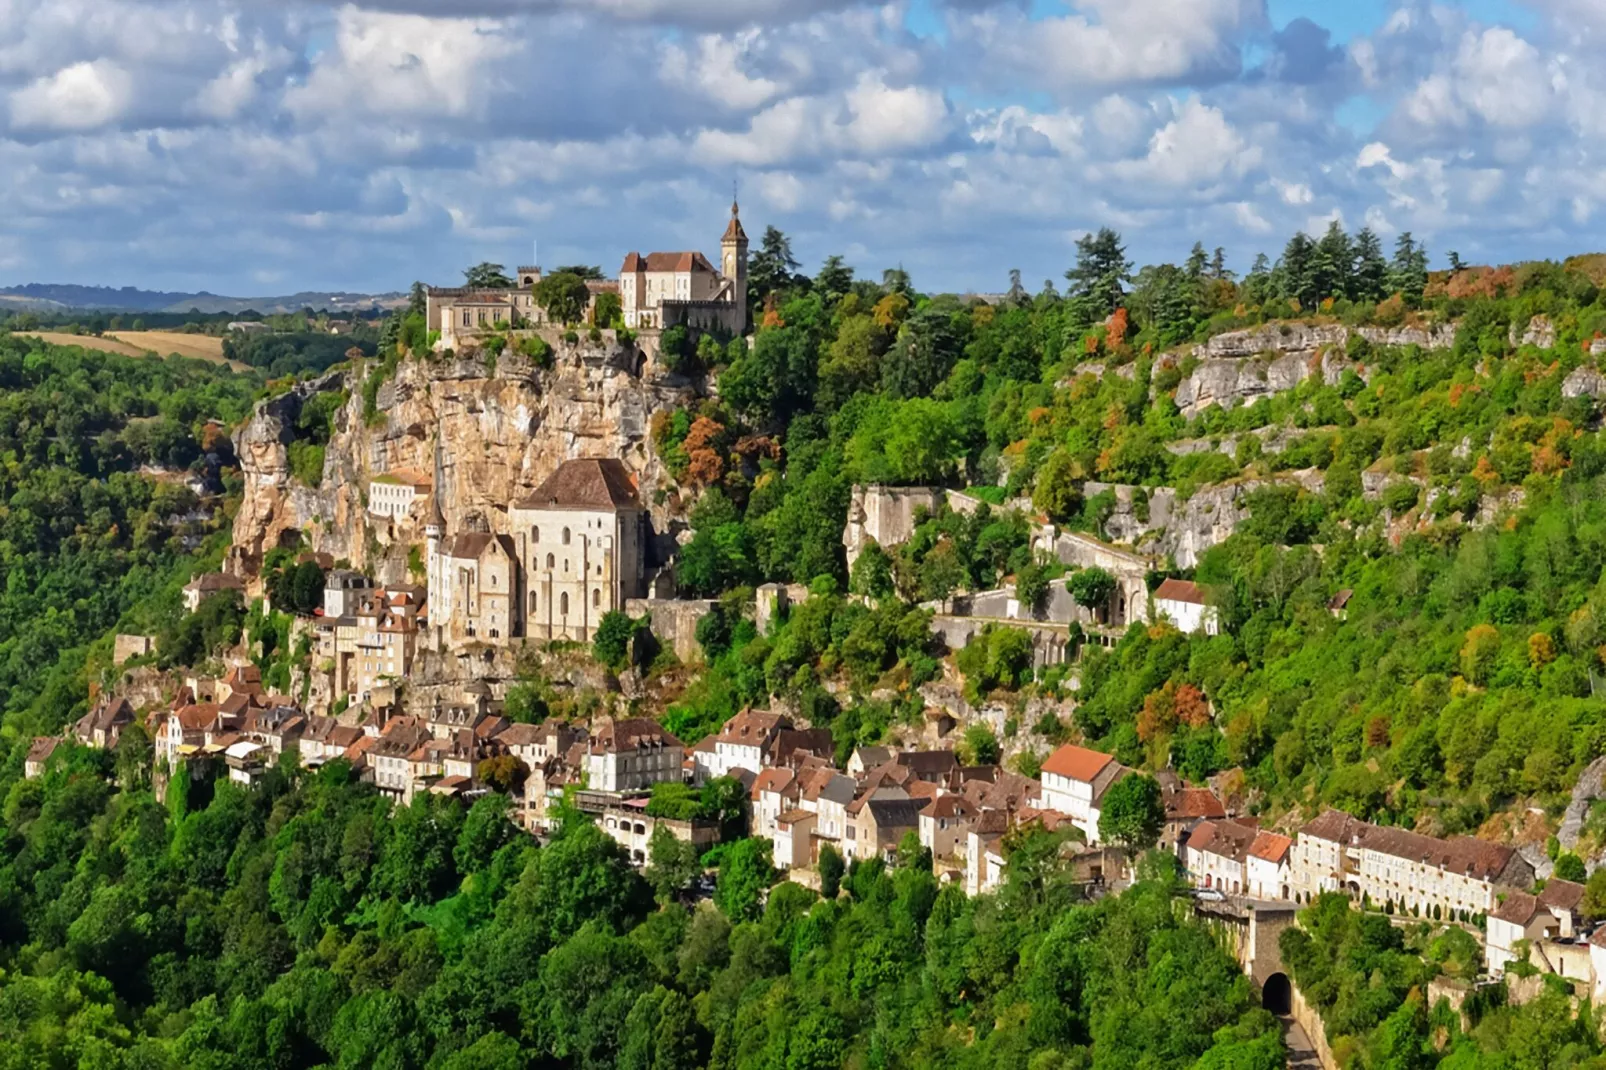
424, 203, 749, 349
423, 453, 649, 649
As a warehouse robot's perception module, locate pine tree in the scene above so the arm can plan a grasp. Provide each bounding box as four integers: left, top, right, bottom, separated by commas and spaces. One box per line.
1065, 227, 1132, 327
1310, 221, 1353, 305
1448, 250, 1465, 273
1352, 227, 1389, 303
1185, 242, 1208, 280
1208, 247, 1233, 281
1389, 232, 1429, 302
1275, 233, 1316, 309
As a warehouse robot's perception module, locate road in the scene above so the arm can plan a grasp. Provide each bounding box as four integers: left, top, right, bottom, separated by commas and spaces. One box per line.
1282, 1016, 1321, 1069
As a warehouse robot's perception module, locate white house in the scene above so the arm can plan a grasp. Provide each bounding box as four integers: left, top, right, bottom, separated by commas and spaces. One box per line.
582, 717, 684, 794
1153, 578, 1219, 636
1486, 879, 1585, 976
1038, 744, 1126, 845
1246, 831, 1293, 900
705, 710, 787, 780
368, 470, 433, 521
1183, 820, 1256, 894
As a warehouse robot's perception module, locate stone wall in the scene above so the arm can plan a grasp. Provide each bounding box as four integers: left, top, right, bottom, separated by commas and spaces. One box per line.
1290, 983, 1340, 1070
625, 597, 716, 663
113, 634, 155, 665
843, 485, 945, 570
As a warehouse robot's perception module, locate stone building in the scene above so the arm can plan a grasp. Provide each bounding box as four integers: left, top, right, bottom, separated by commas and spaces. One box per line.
425, 455, 648, 649
368, 469, 433, 522
618, 202, 748, 333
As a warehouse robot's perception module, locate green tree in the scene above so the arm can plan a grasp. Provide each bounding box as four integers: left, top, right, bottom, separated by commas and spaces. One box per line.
1067, 567, 1116, 613
1097, 774, 1164, 850
464, 263, 514, 288
594, 611, 648, 671
1065, 227, 1132, 325
818, 842, 845, 899
646, 825, 701, 905
749, 225, 802, 304
535, 271, 592, 326
714, 838, 775, 922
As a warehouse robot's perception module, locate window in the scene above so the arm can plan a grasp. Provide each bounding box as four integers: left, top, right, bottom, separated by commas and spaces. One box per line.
546, 553, 555, 569
562, 527, 571, 545
563, 559, 569, 572
531, 526, 540, 543
560, 593, 569, 615
529, 592, 538, 614
593, 589, 600, 607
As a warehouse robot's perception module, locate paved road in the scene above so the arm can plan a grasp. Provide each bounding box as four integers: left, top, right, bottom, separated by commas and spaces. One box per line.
1282, 1017, 1322, 1069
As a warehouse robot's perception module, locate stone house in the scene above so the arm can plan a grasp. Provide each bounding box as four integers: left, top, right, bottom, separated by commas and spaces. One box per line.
919, 794, 978, 862
1288, 809, 1364, 900
430, 533, 518, 645
24, 737, 64, 778
1488, 879, 1586, 976
368, 469, 433, 522
582, 717, 684, 794
183, 571, 243, 612
1246, 831, 1293, 900
798, 766, 857, 843
1183, 820, 1257, 893
699, 710, 789, 781
750, 767, 799, 840
774, 809, 817, 869
850, 796, 926, 863
73, 697, 136, 750
1160, 783, 1227, 853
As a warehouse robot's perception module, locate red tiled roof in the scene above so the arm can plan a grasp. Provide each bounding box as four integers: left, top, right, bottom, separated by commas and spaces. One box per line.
1167, 787, 1228, 821
620, 251, 718, 274
1249, 831, 1293, 864
1041, 744, 1115, 783
1154, 578, 1206, 605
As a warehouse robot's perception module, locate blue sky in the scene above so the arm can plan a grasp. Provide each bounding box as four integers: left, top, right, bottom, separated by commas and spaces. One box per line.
0, 0, 1596, 295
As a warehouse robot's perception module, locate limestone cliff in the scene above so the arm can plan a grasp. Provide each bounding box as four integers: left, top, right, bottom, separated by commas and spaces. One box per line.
230, 340, 704, 587
1171, 322, 1454, 416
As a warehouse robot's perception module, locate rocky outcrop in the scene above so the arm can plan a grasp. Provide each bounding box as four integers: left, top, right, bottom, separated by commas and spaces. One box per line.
1173, 350, 1363, 416
1559, 754, 1606, 853
230, 339, 702, 587
1171, 322, 1453, 416
1084, 471, 1325, 568
1563, 366, 1606, 399
1510, 315, 1557, 350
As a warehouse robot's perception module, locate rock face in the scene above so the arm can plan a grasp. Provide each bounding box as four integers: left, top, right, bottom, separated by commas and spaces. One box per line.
1171, 322, 1453, 417
1510, 315, 1557, 350
1084, 471, 1325, 568
1559, 754, 1606, 854
230, 340, 703, 586
1563, 366, 1606, 400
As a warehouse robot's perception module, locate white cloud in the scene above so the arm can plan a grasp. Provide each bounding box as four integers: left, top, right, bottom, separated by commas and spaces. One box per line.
10, 60, 132, 131
1110, 97, 1260, 188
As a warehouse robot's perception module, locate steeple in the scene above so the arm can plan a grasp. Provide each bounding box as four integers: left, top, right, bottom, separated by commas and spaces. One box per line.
722, 199, 747, 245
721, 199, 749, 333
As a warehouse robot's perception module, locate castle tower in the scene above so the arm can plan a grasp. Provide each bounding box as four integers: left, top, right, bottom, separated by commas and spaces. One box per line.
721, 200, 749, 334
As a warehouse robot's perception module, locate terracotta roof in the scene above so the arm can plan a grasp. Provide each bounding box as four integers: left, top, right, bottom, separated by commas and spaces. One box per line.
1188, 820, 1258, 863
1041, 744, 1116, 783
76, 697, 134, 736
771, 728, 833, 765
1154, 578, 1206, 605
1167, 787, 1228, 821
1353, 825, 1518, 881
1300, 809, 1363, 843
777, 808, 814, 826
717, 710, 788, 745
907, 780, 940, 800
921, 794, 976, 820
751, 766, 797, 800
174, 703, 222, 730
27, 736, 63, 763
1590, 926, 1606, 950
1540, 878, 1586, 914
895, 750, 959, 777
372, 468, 433, 490
516, 458, 641, 511
589, 717, 681, 753
496, 723, 543, 747
620, 251, 718, 274
1491, 891, 1539, 926
1249, 830, 1293, 864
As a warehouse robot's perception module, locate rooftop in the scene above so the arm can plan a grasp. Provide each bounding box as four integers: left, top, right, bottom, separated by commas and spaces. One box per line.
1041, 744, 1115, 783
515, 458, 642, 511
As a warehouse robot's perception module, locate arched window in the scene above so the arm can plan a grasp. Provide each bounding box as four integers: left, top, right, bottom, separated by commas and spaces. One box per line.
562, 527, 571, 545
593, 588, 601, 607
560, 592, 569, 615
531, 526, 540, 543
546, 553, 555, 568
563, 559, 569, 572
529, 592, 538, 614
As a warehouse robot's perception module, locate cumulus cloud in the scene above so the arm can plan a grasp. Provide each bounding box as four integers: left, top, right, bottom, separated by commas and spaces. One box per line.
10, 60, 133, 131
0, 0, 1599, 294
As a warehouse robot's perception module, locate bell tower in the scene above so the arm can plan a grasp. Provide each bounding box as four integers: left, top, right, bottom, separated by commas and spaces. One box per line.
720, 199, 749, 334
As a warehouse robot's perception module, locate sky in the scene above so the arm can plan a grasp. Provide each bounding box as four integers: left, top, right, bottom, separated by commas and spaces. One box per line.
0, 0, 1598, 296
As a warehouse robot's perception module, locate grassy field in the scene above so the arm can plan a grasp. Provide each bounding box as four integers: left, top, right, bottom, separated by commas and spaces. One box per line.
19, 330, 252, 372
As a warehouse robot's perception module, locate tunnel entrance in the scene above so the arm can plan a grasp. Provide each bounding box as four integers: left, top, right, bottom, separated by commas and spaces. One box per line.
1262, 972, 1292, 1015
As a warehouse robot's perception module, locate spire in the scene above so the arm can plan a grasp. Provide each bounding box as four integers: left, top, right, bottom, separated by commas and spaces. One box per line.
722, 197, 747, 244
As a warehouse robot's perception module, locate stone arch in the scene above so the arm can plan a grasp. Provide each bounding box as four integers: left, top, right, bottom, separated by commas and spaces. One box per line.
1261, 973, 1291, 1015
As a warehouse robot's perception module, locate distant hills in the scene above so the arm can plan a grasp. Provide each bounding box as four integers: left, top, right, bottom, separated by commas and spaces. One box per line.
0, 283, 409, 315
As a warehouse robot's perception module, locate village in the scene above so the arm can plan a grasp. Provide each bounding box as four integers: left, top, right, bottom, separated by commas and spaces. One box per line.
21, 204, 1606, 1034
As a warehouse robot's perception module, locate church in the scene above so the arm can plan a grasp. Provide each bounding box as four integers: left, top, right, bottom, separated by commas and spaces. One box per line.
618, 201, 749, 334
425, 457, 649, 649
